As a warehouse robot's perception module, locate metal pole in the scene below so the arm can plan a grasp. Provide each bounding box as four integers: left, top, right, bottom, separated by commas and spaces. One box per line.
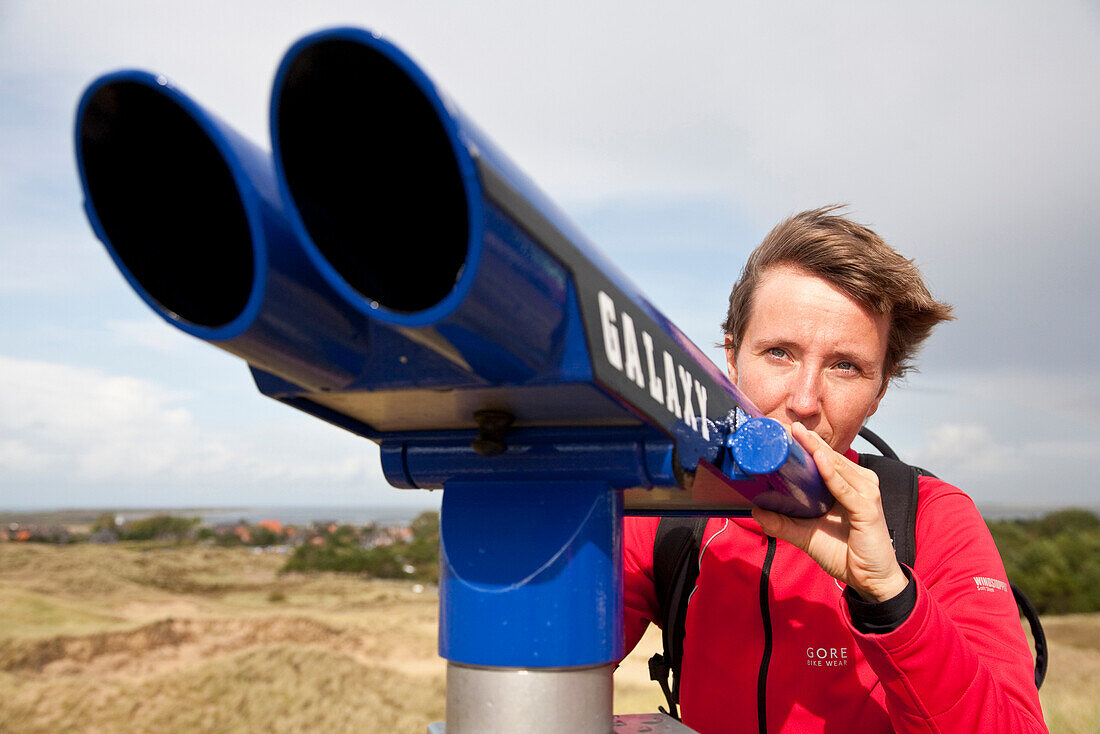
445, 663, 613, 733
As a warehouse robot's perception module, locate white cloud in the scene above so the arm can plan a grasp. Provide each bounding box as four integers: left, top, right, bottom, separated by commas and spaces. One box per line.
906, 414, 1100, 509
1022, 439, 1100, 463
5, 0, 1098, 209
106, 318, 195, 356
0, 438, 52, 475
0, 354, 199, 481
917, 369, 1100, 428
914, 423, 1024, 477
0, 355, 383, 503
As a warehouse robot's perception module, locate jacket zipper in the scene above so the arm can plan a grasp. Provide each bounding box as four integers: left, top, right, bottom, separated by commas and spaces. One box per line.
757, 536, 776, 734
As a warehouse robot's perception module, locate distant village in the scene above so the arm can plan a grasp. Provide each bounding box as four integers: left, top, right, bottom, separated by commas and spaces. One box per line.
0, 512, 416, 552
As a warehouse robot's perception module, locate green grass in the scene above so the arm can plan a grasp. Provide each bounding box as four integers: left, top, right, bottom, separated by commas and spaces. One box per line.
0, 588, 125, 640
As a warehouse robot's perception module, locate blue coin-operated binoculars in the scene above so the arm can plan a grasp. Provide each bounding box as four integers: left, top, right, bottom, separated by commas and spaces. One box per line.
76, 27, 829, 734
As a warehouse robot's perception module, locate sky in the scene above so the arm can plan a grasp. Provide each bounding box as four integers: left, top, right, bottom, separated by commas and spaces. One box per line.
1, 1, 1098, 512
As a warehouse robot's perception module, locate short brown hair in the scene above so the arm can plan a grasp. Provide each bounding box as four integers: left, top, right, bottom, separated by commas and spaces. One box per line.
722, 206, 954, 382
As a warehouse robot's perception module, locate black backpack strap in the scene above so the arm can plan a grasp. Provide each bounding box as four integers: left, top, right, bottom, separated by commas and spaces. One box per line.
858, 453, 921, 568
1011, 582, 1048, 689
857, 425, 900, 460
649, 515, 708, 720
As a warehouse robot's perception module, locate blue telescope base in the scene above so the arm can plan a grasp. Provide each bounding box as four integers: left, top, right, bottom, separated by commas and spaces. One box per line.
438, 480, 625, 732
439, 481, 623, 668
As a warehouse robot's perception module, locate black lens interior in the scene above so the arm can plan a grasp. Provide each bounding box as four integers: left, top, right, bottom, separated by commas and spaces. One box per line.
80, 81, 254, 328
276, 39, 469, 313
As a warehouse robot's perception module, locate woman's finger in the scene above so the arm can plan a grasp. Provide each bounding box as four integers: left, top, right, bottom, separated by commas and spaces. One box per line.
792, 423, 878, 513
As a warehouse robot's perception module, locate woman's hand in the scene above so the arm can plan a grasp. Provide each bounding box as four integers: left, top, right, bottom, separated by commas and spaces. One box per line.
751, 422, 908, 603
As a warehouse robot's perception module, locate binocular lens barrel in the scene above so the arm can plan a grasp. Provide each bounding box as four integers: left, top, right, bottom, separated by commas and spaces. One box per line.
78, 79, 255, 329
74, 28, 831, 516
274, 38, 471, 315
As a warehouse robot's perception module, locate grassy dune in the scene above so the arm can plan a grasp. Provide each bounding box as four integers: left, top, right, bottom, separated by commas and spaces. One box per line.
0, 543, 444, 732
0, 543, 1094, 732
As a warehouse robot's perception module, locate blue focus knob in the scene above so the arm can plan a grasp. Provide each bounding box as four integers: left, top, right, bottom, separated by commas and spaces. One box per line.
730, 417, 791, 475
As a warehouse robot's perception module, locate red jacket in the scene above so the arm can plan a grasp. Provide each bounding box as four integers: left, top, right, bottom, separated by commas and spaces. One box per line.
623, 466, 1048, 733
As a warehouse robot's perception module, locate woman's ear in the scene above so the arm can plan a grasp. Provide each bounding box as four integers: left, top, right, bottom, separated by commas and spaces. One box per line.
724, 334, 737, 384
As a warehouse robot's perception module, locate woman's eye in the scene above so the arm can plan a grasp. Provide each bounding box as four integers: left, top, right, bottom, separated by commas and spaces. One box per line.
767, 348, 787, 359
836, 361, 859, 373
